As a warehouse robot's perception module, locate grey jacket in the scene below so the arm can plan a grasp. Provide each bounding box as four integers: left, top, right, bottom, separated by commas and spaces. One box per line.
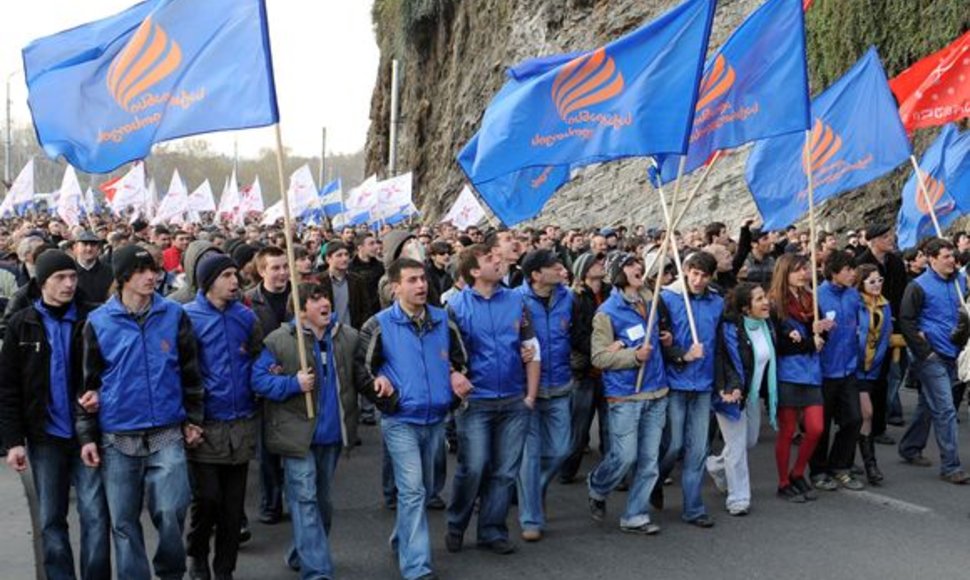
168, 240, 221, 304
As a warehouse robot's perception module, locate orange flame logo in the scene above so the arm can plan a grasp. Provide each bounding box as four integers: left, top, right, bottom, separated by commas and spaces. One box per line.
551, 48, 624, 119
803, 118, 843, 176
106, 17, 182, 112
915, 174, 946, 215
695, 55, 735, 111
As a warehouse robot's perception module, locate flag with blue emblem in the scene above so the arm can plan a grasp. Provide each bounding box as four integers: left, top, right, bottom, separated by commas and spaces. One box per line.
23, 0, 279, 174
652, 0, 811, 185
896, 124, 970, 249
459, 0, 716, 226
745, 47, 911, 229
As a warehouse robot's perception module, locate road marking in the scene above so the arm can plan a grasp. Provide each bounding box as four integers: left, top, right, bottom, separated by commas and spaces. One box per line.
847, 490, 933, 515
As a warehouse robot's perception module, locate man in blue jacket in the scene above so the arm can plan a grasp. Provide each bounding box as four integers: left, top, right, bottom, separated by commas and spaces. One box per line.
810, 250, 865, 491
898, 239, 970, 484
183, 254, 263, 580
515, 250, 574, 542
446, 243, 540, 555
0, 250, 110, 580
356, 257, 471, 580
657, 251, 721, 528
76, 245, 205, 580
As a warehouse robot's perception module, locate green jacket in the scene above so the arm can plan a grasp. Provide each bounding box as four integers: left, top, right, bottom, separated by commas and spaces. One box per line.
260, 321, 359, 457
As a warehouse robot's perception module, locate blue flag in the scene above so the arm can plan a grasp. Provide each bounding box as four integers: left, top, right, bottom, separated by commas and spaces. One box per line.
319, 179, 343, 218
459, 0, 716, 226
653, 0, 810, 184
745, 47, 911, 229
896, 125, 970, 249
24, 0, 279, 174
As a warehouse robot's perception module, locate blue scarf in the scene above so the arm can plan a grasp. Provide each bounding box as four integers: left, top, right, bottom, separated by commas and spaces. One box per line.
743, 316, 777, 429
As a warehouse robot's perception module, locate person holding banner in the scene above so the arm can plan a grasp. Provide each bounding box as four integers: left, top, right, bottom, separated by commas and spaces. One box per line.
586, 253, 668, 534
769, 254, 831, 502
897, 239, 970, 484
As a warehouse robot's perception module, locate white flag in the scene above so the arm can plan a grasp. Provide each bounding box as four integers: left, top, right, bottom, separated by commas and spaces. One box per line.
287, 164, 318, 217
344, 174, 378, 212
238, 176, 264, 217
0, 159, 35, 216
152, 169, 189, 225
260, 200, 285, 226
187, 180, 216, 212
217, 171, 240, 222
442, 186, 486, 230
109, 162, 148, 215
83, 187, 97, 216
56, 166, 83, 227
373, 173, 413, 218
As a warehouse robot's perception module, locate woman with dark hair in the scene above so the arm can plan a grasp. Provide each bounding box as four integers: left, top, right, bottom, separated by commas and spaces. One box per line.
855, 264, 890, 484
768, 254, 833, 502
708, 283, 777, 515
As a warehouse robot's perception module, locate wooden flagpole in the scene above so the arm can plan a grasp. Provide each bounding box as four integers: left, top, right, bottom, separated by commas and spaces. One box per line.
636, 151, 721, 391
274, 123, 315, 419
910, 154, 968, 310
655, 171, 700, 345
804, 130, 821, 321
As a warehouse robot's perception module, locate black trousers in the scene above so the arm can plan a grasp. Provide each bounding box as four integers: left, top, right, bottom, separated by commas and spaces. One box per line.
810, 376, 863, 474
869, 358, 891, 437
187, 461, 249, 574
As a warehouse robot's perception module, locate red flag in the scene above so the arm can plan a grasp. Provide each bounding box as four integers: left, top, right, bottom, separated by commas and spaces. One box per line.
98, 175, 122, 203
889, 30, 970, 132
803, 0, 814, 10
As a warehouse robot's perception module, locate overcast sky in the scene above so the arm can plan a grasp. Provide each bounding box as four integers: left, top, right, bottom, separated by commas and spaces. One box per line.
3, 0, 380, 159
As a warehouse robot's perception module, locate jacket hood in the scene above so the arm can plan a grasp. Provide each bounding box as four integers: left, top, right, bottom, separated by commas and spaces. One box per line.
381, 230, 415, 269
183, 240, 220, 288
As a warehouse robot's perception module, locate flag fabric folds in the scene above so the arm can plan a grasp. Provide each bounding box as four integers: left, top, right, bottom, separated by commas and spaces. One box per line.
653, 0, 811, 184
459, 0, 717, 226
186, 179, 215, 212
441, 185, 487, 230
896, 124, 970, 249
745, 47, 911, 229
889, 30, 970, 133
107, 162, 148, 215
23, 0, 279, 174
55, 166, 83, 227
152, 169, 188, 225
320, 178, 343, 217
0, 160, 35, 217
372, 173, 413, 220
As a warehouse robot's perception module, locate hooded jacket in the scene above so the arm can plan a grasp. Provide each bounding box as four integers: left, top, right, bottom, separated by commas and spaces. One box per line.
167, 240, 220, 304
377, 230, 441, 307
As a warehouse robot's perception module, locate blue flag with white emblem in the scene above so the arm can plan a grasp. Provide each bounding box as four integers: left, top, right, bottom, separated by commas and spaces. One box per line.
458, 0, 717, 226
652, 0, 810, 185
896, 125, 970, 249
23, 0, 279, 174
319, 179, 343, 218
745, 47, 911, 229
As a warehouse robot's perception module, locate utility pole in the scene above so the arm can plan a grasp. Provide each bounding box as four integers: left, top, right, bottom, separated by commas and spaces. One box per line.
319, 127, 327, 187
388, 59, 400, 178
4, 71, 15, 192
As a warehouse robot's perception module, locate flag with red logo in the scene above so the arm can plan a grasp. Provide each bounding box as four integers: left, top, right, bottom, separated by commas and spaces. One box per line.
745, 47, 911, 229
889, 30, 970, 133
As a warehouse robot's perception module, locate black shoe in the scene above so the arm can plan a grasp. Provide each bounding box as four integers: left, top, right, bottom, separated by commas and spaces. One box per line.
872, 433, 896, 445
360, 415, 377, 426
188, 557, 212, 580
478, 539, 517, 555
385, 496, 398, 510
777, 485, 806, 503
214, 574, 234, 580
445, 531, 463, 553
588, 497, 606, 521
887, 417, 905, 427
416, 575, 439, 580
649, 485, 664, 511
790, 476, 818, 501
687, 515, 715, 528
238, 525, 252, 545
258, 511, 281, 525
900, 454, 933, 467
426, 496, 446, 510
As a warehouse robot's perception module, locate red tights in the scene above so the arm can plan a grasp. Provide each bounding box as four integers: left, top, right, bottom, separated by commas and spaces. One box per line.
775, 405, 824, 487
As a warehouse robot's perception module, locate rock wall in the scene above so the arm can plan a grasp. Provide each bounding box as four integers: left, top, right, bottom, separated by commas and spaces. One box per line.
366, 0, 968, 234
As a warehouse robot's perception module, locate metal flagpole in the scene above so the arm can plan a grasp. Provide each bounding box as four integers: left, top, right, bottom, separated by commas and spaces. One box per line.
273, 123, 314, 418
319, 127, 327, 189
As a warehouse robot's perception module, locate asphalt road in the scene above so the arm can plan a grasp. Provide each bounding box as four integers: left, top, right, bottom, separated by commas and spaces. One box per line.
2, 387, 969, 579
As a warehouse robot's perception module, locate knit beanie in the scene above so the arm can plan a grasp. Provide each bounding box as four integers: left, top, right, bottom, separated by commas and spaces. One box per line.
196, 253, 238, 294
35, 250, 78, 288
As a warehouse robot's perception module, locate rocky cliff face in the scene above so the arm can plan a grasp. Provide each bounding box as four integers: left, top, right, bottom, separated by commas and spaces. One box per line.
366, 0, 966, 234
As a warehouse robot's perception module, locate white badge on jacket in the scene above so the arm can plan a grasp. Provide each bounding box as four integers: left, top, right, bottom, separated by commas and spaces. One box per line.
626, 324, 645, 342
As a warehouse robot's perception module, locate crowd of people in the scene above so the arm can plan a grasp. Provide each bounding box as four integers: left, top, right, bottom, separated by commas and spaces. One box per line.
0, 211, 967, 580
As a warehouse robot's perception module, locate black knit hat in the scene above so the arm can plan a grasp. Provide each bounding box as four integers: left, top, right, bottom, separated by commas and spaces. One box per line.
521, 249, 561, 280
112, 245, 157, 284
196, 253, 237, 294
571, 252, 605, 282
35, 249, 78, 288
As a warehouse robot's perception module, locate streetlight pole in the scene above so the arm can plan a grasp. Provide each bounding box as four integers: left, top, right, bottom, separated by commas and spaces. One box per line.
4, 71, 15, 191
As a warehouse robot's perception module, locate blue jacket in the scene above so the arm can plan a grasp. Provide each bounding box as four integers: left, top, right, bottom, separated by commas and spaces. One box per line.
660, 287, 723, 392
85, 295, 195, 434
183, 292, 259, 423
374, 303, 454, 425
817, 281, 861, 379
857, 297, 892, 381
773, 315, 822, 387
596, 288, 666, 398
35, 301, 77, 439
912, 269, 966, 359
448, 285, 527, 400
518, 282, 573, 391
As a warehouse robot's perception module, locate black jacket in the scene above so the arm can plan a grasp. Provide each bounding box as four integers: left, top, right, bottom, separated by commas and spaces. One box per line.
426, 261, 454, 303
0, 280, 91, 340
569, 282, 611, 377
320, 271, 377, 330
76, 259, 114, 304
715, 316, 777, 408
244, 283, 293, 337
854, 249, 907, 327
0, 299, 96, 448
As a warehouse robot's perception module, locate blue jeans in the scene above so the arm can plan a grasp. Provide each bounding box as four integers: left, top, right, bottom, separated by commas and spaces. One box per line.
28, 440, 111, 580
447, 397, 529, 544
517, 393, 572, 532
383, 419, 444, 579
899, 356, 962, 475
383, 429, 447, 506
283, 443, 341, 580
101, 442, 191, 580
659, 390, 711, 521
588, 397, 668, 528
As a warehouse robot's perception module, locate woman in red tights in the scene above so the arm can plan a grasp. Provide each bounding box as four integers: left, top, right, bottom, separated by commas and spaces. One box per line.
768, 254, 834, 502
